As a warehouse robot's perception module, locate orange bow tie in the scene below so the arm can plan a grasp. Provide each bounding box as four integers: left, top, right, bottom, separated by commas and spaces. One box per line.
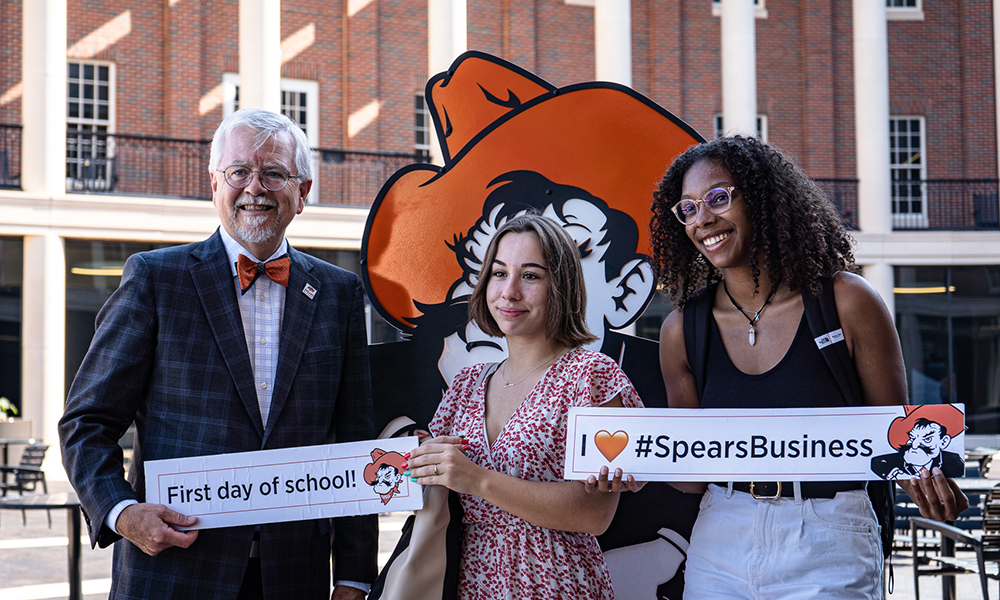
237, 253, 290, 294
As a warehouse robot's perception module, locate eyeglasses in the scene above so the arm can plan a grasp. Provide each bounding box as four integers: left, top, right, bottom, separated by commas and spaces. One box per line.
217, 165, 299, 192
671, 186, 737, 225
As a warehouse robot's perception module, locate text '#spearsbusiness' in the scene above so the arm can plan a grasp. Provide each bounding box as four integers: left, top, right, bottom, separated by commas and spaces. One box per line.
632, 434, 874, 463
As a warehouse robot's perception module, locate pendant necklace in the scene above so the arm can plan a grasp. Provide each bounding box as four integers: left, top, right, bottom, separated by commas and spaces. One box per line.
722, 281, 778, 346
502, 350, 563, 388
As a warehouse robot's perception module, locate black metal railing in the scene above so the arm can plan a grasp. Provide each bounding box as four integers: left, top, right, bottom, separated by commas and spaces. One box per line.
0, 124, 21, 189
813, 178, 1000, 231
84, 132, 213, 199
892, 179, 1000, 230
314, 148, 423, 207
815, 178, 859, 229
2, 123, 996, 227
61, 130, 425, 205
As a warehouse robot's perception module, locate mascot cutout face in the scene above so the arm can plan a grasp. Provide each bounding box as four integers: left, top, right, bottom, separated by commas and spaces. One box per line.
362, 51, 705, 600
435, 170, 658, 385
363, 51, 703, 429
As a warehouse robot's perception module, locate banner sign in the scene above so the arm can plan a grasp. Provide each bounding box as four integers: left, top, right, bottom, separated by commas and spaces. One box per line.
145, 437, 422, 530
564, 404, 966, 482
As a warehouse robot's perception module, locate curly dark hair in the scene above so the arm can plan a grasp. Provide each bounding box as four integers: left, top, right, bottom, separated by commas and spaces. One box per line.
649, 135, 857, 307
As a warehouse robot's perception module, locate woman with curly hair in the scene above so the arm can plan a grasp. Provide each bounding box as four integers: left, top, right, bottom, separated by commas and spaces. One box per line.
639, 135, 966, 598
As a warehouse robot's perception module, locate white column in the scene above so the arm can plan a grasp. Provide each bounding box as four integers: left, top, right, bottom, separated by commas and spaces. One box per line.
853, 0, 894, 314
595, 0, 631, 86
21, 0, 67, 196
863, 262, 895, 325
720, 0, 757, 137
427, 0, 467, 165
853, 0, 892, 236
22, 234, 67, 477
239, 0, 282, 113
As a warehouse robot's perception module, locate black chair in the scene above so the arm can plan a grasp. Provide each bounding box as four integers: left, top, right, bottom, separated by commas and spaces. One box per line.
894, 457, 988, 555
893, 488, 959, 555
910, 484, 1000, 599
0, 444, 50, 525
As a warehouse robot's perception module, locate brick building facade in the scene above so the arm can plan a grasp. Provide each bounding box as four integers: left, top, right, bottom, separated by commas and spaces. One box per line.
1, 1, 990, 179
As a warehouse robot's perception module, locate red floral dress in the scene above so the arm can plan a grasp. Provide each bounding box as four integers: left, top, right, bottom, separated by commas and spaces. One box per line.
429, 348, 642, 600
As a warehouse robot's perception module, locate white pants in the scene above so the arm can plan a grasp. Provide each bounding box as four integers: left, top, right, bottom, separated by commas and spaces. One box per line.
683, 484, 883, 599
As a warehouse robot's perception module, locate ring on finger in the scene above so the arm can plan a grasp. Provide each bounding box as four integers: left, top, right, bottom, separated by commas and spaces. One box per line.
434, 464, 439, 475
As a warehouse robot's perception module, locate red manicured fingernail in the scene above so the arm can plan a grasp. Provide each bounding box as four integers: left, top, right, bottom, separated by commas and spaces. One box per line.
403, 452, 411, 459
401, 461, 408, 469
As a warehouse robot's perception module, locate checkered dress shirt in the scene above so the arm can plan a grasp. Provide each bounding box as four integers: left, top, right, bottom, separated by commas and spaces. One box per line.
219, 228, 287, 428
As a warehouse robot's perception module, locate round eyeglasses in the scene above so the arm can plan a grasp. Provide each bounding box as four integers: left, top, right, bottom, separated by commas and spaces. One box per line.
671, 186, 737, 225
218, 165, 299, 192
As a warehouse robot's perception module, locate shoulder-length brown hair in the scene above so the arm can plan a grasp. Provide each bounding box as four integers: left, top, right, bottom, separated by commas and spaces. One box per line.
469, 214, 598, 348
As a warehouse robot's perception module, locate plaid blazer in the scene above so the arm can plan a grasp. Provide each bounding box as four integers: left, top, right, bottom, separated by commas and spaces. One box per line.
59, 231, 377, 599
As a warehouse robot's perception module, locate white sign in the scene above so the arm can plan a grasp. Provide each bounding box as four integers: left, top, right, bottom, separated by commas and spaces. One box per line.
145, 437, 422, 530
564, 404, 966, 482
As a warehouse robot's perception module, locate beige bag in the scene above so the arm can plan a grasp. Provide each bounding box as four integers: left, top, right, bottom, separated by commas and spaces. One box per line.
369, 482, 462, 600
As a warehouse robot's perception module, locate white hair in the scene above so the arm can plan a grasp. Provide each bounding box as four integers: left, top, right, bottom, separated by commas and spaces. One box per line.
208, 109, 312, 181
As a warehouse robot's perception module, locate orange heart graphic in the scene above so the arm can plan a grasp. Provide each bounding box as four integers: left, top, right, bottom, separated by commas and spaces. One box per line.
594, 430, 629, 462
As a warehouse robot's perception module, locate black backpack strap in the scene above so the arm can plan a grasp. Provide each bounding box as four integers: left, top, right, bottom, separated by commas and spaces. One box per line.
802, 276, 894, 561
801, 276, 864, 406
683, 283, 718, 398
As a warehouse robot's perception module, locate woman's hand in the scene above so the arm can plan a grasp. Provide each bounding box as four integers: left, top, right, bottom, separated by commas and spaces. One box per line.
898, 467, 971, 522
404, 436, 482, 495
584, 466, 645, 493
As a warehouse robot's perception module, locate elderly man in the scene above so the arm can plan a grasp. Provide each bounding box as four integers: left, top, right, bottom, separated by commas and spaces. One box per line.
60, 109, 376, 600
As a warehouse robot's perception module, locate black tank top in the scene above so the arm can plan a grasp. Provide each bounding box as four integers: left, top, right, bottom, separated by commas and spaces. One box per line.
701, 311, 847, 409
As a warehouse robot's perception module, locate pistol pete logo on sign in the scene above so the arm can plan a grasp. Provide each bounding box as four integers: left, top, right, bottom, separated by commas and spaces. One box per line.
870, 404, 966, 480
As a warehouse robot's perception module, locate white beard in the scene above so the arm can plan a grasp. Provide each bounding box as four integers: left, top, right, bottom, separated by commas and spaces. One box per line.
230, 194, 280, 247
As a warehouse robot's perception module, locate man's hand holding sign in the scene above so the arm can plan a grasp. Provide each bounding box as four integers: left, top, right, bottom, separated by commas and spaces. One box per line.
116, 504, 199, 557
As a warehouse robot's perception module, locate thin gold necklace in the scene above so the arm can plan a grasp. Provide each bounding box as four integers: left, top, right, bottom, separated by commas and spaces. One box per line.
502, 350, 563, 388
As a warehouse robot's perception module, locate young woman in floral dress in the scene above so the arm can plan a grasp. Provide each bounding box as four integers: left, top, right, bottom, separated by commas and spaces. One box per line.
405, 214, 640, 599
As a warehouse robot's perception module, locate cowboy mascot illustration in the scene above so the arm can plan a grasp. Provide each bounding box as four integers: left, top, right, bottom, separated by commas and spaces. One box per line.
871, 404, 966, 480
362, 51, 705, 600
364, 448, 408, 505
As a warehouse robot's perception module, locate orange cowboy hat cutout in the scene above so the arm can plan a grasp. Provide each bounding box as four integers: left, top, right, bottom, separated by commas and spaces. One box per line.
886, 404, 965, 450
361, 51, 703, 330
363, 448, 407, 484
